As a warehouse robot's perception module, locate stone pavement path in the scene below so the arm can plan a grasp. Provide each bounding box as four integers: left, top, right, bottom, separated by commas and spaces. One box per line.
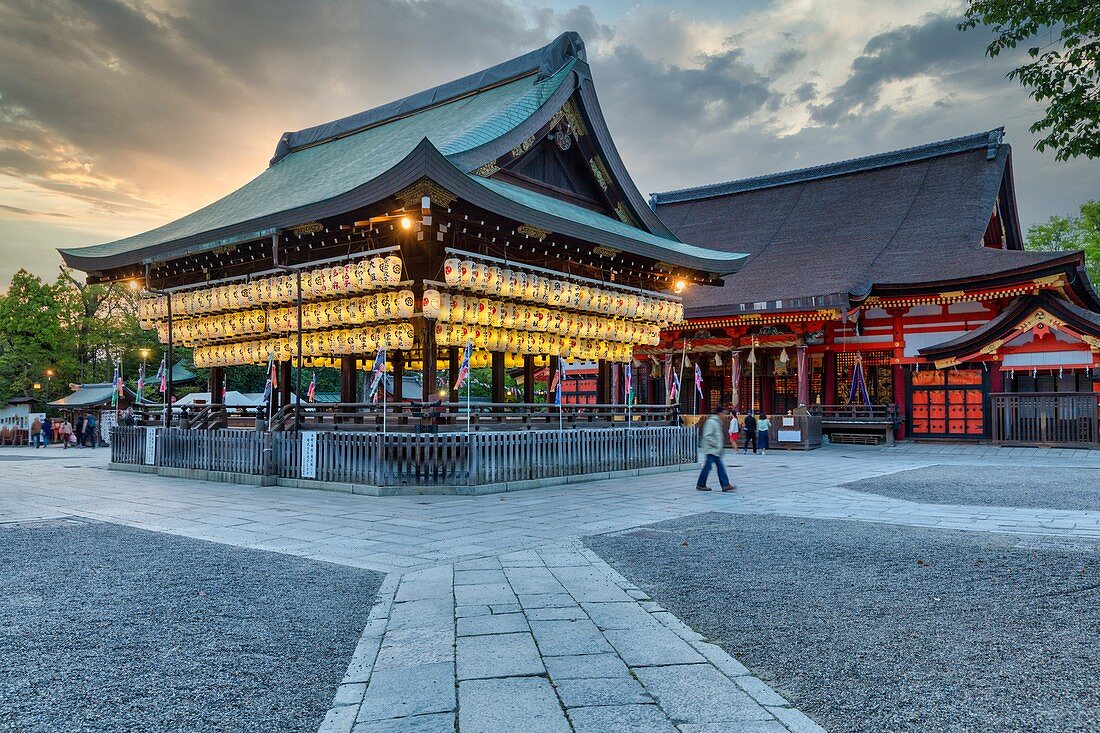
323, 542, 819, 733
4, 442, 1100, 732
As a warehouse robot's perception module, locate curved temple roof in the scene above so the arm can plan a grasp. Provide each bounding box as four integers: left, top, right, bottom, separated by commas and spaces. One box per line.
60, 32, 740, 277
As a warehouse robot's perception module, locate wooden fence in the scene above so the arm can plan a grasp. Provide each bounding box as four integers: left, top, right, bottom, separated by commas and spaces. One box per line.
111, 425, 697, 487
990, 393, 1099, 448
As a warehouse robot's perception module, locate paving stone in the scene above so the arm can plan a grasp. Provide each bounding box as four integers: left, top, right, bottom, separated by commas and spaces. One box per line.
342, 634, 383, 684
504, 566, 569, 594
358, 662, 455, 722
331, 682, 367, 707
319, 704, 358, 733
387, 598, 454, 630
374, 626, 455, 668
489, 603, 522, 614
458, 676, 571, 733
517, 592, 576, 609
454, 582, 518, 606
581, 601, 663, 631
454, 557, 502, 570
525, 606, 588, 621
567, 704, 678, 733
691, 641, 751, 678
734, 675, 791, 707
677, 722, 788, 733
554, 676, 653, 707
766, 706, 829, 733
529, 618, 614, 656
603, 626, 705, 667
544, 652, 631, 680
456, 605, 492, 618
454, 568, 508, 585
353, 712, 456, 733
457, 612, 529, 637
634, 664, 771, 724
457, 632, 544, 680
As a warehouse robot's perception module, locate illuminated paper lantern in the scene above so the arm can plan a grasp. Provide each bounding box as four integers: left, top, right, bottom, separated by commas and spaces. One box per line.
473, 263, 489, 292
443, 258, 462, 286
422, 289, 441, 319
488, 266, 503, 295
386, 255, 403, 284
488, 300, 503, 328
476, 298, 491, 326
397, 289, 415, 319
438, 292, 453, 322
459, 260, 475, 289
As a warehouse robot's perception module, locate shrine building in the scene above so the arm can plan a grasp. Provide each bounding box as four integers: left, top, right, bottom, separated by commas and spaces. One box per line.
650, 130, 1100, 446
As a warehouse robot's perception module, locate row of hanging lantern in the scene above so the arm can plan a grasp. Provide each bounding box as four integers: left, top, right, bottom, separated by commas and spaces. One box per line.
435, 323, 633, 362
442, 258, 683, 324
422, 290, 660, 345
154, 291, 416, 347
192, 324, 415, 368
138, 254, 404, 324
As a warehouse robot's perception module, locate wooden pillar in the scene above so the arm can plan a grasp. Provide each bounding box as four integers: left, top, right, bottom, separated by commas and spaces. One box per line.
340, 356, 357, 403
491, 352, 506, 404
392, 350, 404, 402
596, 360, 610, 404
278, 360, 292, 408
448, 346, 459, 403
892, 363, 906, 440
209, 366, 224, 405
420, 320, 437, 403
823, 350, 837, 405
523, 355, 535, 403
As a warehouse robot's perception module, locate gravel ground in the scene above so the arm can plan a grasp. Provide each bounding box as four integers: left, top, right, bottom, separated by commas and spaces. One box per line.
846, 465, 1100, 511
0, 518, 382, 733
586, 512, 1100, 733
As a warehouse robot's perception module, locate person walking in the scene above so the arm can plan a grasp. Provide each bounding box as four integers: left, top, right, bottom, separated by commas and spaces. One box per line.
83, 413, 97, 448
757, 413, 771, 455
741, 410, 758, 454
60, 419, 73, 449
30, 416, 42, 448
42, 416, 53, 447
74, 414, 85, 449
696, 405, 735, 492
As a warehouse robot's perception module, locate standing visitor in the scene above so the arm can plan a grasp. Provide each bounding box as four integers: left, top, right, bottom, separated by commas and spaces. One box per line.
30, 416, 42, 448
741, 410, 758, 454
74, 414, 85, 449
42, 416, 53, 446
757, 413, 771, 455
60, 419, 73, 448
696, 405, 735, 492
728, 410, 741, 447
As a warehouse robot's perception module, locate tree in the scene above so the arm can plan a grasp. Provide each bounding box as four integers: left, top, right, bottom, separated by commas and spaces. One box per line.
960, 1, 1100, 160
0, 270, 74, 401
1024, 201, 1100, 284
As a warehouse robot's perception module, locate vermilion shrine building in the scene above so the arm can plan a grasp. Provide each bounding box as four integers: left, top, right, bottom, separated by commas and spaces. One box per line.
651, 130, 1100, 446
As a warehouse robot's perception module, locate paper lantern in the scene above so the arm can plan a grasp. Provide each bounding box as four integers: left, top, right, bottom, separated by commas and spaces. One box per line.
488, 266, 503, 295
473, 263, 489, 292
422, 289, 441, 319
443, 258, 461, 286
476, 298, 491, 326
438, 292, 453, 322
397, 289, 415, 319
386, 255, 403, 284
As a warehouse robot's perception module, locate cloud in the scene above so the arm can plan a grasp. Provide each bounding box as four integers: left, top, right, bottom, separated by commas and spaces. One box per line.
0, 0, 1093, 290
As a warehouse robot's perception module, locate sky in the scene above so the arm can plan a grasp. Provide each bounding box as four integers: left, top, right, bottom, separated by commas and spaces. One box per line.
0, 0, 1096, 289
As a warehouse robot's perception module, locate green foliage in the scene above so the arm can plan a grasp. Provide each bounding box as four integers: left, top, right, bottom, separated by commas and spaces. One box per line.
1024, 200, 1100, 283
960, 1, 1100, 160
0, 267, 158, 405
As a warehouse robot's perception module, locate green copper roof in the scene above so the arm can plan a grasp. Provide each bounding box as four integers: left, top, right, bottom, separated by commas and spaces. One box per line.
61, 61, 575, 264
470, 175, 745, 270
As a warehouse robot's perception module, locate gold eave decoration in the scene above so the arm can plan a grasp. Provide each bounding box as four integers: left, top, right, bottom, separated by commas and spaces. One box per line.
614, 202, 639, 227
396, 178, 457, 209
517, 224, 550, 241
589, 156, 611, 192
562, 99, 587, 137
471, 162, 500, 177
592, 245, 621, 259
291, 222, 324, 236
510, 135, 536, 158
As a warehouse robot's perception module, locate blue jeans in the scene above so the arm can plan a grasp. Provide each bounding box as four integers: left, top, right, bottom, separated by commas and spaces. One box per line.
697, 454, 730, 488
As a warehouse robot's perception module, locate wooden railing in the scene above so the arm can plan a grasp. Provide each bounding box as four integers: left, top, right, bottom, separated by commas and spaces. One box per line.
269, 401, 679, 433
810, 403, 902, 424
111, 424, 697, 487
991, 393, 1099, 448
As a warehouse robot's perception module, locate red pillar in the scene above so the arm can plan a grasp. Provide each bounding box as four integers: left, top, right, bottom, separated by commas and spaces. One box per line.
823, 351, 837, 406
892, 363, 906, 440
